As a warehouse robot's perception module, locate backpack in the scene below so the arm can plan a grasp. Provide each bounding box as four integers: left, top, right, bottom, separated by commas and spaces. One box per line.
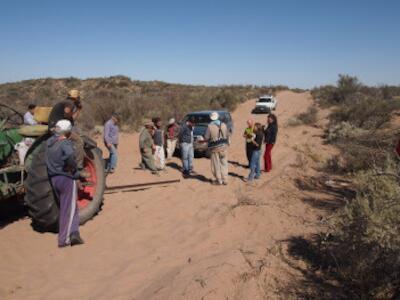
208, 123, 229, 150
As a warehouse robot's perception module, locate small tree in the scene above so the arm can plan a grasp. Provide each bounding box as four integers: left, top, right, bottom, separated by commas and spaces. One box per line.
335, 74, 361, 103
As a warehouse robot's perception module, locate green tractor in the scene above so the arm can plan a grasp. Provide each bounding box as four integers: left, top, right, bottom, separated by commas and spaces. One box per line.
0, 104, 105, 231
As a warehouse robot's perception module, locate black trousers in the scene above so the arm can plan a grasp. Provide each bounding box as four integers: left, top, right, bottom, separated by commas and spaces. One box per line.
246, 143, 253, 167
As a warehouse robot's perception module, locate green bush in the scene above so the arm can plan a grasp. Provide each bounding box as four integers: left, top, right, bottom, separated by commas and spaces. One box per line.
326, 163, 400, 299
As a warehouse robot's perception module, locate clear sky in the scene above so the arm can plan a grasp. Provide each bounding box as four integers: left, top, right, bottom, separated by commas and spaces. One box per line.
1, 0, 399, 88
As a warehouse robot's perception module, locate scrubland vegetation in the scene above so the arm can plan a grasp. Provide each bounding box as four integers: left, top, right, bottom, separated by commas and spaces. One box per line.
0, 76, 287, 131
294, 75, 400, 299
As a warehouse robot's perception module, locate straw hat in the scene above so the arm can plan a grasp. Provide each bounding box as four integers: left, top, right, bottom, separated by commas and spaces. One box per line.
68, 89, 81, 99
210, 112, 219, 121
168, 118, 175, 125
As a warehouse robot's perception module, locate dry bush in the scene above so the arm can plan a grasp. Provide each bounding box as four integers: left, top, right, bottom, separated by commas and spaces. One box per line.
288, 159, 400, 299
312, 74, 400, 108
297, 107, 318, 125
330, 93, 400, 130
287, 106, 318, 127
326, 164, 400, 299
289, 75, 400, 299
0, 77, 289, 133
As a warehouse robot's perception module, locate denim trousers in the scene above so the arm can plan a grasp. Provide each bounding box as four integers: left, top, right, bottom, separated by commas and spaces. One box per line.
248, 150, 261, 181
107, 144, 118, 171
180, 142, 194, 173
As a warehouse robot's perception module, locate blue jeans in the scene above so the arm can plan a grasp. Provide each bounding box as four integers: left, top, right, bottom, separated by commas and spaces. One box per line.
180, 142, 194, 173
248, 150, 261, 181
106, 144, 118, 171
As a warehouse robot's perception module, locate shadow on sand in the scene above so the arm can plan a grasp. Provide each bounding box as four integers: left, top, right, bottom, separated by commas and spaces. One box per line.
0, 196, 28, 230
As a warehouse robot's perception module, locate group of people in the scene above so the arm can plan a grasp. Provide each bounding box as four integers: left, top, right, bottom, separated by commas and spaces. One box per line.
136, 111, 230, 185
23, 88, 278, 248
99, 108, 279, 188
243, 114, 278, 184
137, 117, 180, 175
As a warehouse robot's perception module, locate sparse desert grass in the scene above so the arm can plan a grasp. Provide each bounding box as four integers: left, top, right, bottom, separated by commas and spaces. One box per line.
0, 76, 289, 132
288, 75, 400, 299
286, 106, 318, 127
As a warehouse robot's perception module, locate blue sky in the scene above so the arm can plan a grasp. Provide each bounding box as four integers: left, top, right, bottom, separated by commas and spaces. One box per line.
1, 0, 399, 88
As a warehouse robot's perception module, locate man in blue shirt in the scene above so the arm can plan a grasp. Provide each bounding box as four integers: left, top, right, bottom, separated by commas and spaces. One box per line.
103, 113, 120, 174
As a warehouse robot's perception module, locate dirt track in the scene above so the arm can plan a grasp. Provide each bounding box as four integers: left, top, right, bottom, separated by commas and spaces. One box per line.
0, 91, 334, 299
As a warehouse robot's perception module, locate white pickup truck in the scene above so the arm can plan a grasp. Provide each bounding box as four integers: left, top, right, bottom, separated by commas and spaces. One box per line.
252, 95, 277, 114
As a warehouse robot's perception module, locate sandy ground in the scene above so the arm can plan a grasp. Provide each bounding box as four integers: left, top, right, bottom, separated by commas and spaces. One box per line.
0, 91, 335, 299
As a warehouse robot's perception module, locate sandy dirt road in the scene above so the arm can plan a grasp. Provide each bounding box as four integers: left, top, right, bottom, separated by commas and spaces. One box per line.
0, 91, 334, 299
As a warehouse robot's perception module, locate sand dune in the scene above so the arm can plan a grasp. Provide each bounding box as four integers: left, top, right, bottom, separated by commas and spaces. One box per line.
0, 91, 333, 299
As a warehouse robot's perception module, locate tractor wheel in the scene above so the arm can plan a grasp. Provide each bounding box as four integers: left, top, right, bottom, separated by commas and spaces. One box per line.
24, 135, 59, 232
77, 147, 105, 224
24, 135, 105, 232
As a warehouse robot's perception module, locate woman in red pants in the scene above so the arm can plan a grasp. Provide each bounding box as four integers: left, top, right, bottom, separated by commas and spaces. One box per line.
263, 114, 278, 172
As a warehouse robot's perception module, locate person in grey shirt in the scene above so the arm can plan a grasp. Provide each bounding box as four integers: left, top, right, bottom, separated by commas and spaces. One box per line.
103, 113, 120, 173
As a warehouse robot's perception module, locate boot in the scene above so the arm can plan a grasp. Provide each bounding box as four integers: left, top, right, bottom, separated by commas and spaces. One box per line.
70, 232, 85, 246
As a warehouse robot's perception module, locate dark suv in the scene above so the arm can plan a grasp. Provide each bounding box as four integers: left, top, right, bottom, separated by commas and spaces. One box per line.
181, 110, 233, 155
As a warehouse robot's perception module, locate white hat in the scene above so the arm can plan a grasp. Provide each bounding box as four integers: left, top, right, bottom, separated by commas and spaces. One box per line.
55, 119, 72, 134
210, 112, 219, 121
168, 118, 175, 125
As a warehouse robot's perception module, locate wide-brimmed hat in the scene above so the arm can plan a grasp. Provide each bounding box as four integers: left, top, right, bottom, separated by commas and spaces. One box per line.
168, 118, 175, 125
68, 89, 81, 99
210, 112, 219, 121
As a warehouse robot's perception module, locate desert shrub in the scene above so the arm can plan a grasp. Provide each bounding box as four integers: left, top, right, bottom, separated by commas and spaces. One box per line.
312, 74, 400, 109
297, 106, 318, 124
330, 93, 400, 130
312, 75, 361, 106
335, 74, 361, 103
287, 106, 318, 126
327, 122, 368, 142
294, 75, 400, 298
325, 163, 400, 299
332, 127, 399, 172
291, 159, 400, 299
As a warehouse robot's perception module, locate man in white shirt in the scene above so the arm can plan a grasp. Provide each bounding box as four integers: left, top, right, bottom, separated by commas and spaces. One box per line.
23, 104, 37, 125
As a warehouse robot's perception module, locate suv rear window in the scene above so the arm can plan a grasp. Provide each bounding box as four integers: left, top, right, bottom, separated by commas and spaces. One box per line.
184, 114, 211, 124
258, 98, 272, 103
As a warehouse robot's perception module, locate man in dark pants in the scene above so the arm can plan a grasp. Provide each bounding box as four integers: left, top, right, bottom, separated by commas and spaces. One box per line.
46, 119, 84, 248
243, 119, 254, 168
179, 119, 194, 177
48, 89, 89, 178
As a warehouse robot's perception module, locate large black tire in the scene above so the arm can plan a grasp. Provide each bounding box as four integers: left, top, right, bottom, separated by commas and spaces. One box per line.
24, 135, 105, 232
24, 135, 59, 232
